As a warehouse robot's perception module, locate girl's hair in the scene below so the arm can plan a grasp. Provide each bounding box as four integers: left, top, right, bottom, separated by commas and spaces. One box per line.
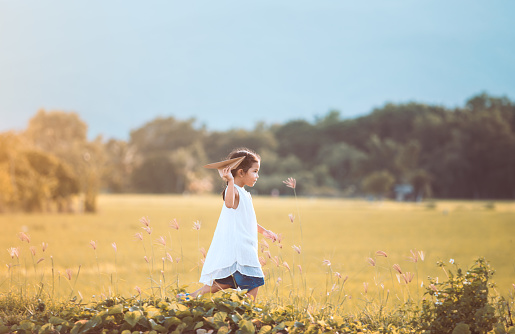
221, 147, 260, 199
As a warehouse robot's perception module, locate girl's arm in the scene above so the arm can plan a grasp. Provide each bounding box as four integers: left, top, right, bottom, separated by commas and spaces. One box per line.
258, 224, 278, 242
221, 166, 239, 209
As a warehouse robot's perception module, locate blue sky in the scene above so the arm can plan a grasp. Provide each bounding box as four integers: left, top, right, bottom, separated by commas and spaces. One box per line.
1, 0, 514, 140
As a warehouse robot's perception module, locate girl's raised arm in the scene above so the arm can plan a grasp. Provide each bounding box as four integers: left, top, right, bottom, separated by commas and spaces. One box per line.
221, 166, 238, 209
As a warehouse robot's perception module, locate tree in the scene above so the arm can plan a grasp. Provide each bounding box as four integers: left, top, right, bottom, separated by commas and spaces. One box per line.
361, 170, 395, 198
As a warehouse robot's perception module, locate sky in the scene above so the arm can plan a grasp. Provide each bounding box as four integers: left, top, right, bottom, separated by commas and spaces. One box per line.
1, 0, 514, 140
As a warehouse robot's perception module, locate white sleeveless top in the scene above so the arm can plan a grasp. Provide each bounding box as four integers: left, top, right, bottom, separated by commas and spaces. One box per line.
199, 184, 264, 286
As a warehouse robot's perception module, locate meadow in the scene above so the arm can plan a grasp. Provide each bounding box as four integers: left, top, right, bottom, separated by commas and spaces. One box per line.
1, 193, 514, 311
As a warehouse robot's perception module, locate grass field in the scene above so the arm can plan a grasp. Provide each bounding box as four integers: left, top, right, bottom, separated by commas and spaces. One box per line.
1, 194, 514, 311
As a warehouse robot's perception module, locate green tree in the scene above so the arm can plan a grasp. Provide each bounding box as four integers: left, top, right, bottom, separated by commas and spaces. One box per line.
361, 170, 395, 198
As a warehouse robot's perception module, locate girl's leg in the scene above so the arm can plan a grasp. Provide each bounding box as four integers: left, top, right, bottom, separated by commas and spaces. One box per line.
247, 287, 259, 300
190, 282, 232, 298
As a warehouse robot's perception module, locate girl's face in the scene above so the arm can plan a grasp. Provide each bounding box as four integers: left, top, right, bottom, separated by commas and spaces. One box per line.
239, 161, 260, 187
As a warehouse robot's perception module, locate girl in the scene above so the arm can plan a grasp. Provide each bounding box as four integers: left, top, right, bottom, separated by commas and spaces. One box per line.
180, 148, 277, 300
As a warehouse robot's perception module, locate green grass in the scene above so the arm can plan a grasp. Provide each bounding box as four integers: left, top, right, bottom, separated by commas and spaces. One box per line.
1, 194, 514, 311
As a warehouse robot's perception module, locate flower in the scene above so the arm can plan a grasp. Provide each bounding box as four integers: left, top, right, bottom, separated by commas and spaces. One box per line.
363, 282, 369, 294
259, 256, 266, 266
199, 247, 207, 258
30, 246, 36, 256
142, 226, 152, 234
401, 272, 415, 284
271, 256, 280, 267
41, 242, 48, 252
429, 284, 438, 292
408, 249, 418, 263
166, 252, 173, 263
135, 286, 142, 295
156, 236, 166, 246
112, 242, 117, 252
449, 258, 455, 264
139, 216, 150, 227
169, 219, 180, 230
323, 259, 332, 266
8, 247, 20, 259
65, 269, 72, 280
276, 277, 282, 284
376, 250, 388, 257
89, 240, 97, 250
282, 261, 290, 271
37, 258, 45, 264
367, 257, 376, 266
335, 272, 342, 279
260, 239, 269, 252
288, 213, 295, 223
418, 250, 425, 261
193, 220, 201, 231
292, 245, 301, 254
283, 177, 296, 189
18, 232, 30, 243
134, 232, 143, 241
144, 256, 150, 263
263, 250, 272, 259
298, 265, 302, 274
393, 264, 402, 274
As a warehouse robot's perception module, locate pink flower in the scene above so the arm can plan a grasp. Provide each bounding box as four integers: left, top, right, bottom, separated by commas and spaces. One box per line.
367, 257, 376, 266
292, 245, 301, 254
7, 247, 20, 259
139, 216, 150, 227
401, 272, 415, 284
142, 226, 152, 235
259, 257, 267, 266
144, 256, 150, 263
408, 249, 418, 263
193, 220, 201, 231
18, 232, 30, 243
335, 272, 342, 279
418, 250, 425, 261
166, 252, 173, 263
393, 264, 403, 274
283, 177, 296, 189
156, 236, 166, 246
169, 219, 180, 230
37, 258, 45, 264
199, 247, 207, 258
363, 282, 369, 294
283, 261, 290, 271
288, 214, 295, 223
323, 259, 332, 266
375, 250, 388, 257
298, 265, 302, 274
89, 240, 97, 250
135, 286, 142, 295
112, 242, 117, 252
429, 284, 438, 292
134, 233, 143, 241
30, 246, 36, 256
41, 242, 48, 252
276, 277, 282, 284
65, 269, 72, 280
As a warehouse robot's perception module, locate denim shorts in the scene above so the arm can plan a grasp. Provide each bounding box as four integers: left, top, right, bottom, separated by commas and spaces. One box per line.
214, 271, 264, 291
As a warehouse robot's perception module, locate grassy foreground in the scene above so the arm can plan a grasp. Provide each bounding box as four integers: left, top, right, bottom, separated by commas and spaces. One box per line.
1, 194, 515, 332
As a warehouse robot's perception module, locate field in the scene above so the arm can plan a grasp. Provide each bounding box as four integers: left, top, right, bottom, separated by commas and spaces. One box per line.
1, 194, 515, 311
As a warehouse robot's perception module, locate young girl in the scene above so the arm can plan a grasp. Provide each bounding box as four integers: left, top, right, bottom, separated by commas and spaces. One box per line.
180, 148, 277, 300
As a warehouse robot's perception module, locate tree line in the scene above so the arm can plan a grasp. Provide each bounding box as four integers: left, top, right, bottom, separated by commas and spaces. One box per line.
1, 92, 514, 212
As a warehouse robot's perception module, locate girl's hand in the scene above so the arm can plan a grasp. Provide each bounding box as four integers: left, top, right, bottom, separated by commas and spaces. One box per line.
220, 166, 234, 182
263, 229, 278, 242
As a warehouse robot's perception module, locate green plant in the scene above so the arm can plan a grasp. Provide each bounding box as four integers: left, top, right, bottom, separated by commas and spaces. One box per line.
419, 258, 498, 334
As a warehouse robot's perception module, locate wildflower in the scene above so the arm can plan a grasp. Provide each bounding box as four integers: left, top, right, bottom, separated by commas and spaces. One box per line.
41, 242, 48, 252
512, 283, 515, 291
396, 274, 401, 283
418, 250, 425, 261
259, 257, 266, 266
134, 232, 143, 241
276, 243, 283, 249
401, 272, 414, 284
376, 250, 388, 257
264, 250, 272, 259
449, 258, 455, 264
408, 249, 419, 263
199, 247, 207, 258
332, 283, 338, 292
323, 259, 332, 266
142, 226, 152, 235
112, 242, 117, 252
169, 219, 180, 230
89, 240, 97, 250
343, 275, 349, 283
367, 257, 376, 266
271, 256, 280, 267
30, 246, 36, 256
297, 265, 302, 274
175, 257, 181, 263
144, 256, 150, 263
292, 245, 301, 254
193, 220, 201, 231
37, 258, 45, 264
277, 277, 282, 284
288, 213, 295, 223
156, 236, 166, 246
135, 286, 142, 295
363, 282, 368, 294
260, 239, 269, 252
380, 283, 385, 289
139, 216, 150, 227
65, 269, 72, 280
283, 261, 290, 271
283, 177, 296, 189
18, 232, 30, 243
166, 252, 173, 263
7, 247, 19, 259
429, 284, 438, 292
393, 264, 402, 274
335, 272, 342, 279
